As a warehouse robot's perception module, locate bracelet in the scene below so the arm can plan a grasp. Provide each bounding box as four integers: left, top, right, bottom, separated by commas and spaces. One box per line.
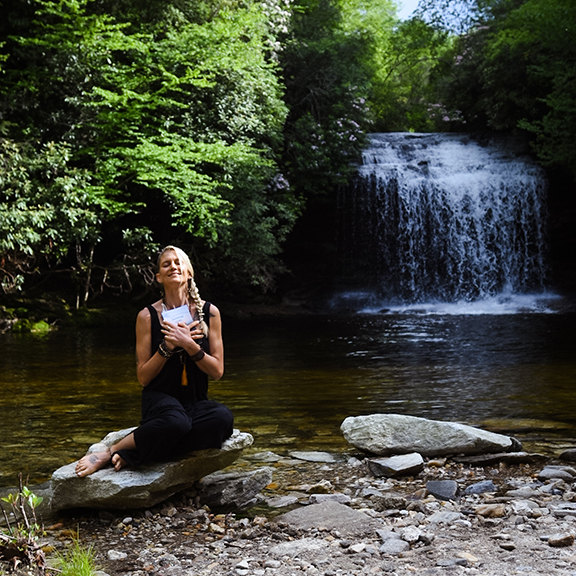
190, 348, 206, 362
158, 340, 174, 359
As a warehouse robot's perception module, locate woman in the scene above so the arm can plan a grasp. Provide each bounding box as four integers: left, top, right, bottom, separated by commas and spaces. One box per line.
75, 246, 233, 477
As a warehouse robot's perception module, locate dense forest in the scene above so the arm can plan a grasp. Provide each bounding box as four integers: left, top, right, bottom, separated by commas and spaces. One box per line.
1, 0, 575, 316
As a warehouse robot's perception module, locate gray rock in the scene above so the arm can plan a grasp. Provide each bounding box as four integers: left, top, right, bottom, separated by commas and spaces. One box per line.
379, 539, 410, 555
50, 429, 253, 511
427, 511, 463, 524
289, 451, 340, 463
269, 538, 331, 559
538, 465, 576, 481
309, 493, 352, 505
376, 529, 402, 542
465, 480, 496, 494
266, 494, 301, 508
367, 453, 424, 478
341, 414, 519, 457
194, 466, 273, 512
426, 480, 459, 501
276, 500, 381, 537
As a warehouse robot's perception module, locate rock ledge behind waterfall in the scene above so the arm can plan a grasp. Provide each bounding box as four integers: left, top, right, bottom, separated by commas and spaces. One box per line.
50, 428, 253, 511
341, 414, 520, 456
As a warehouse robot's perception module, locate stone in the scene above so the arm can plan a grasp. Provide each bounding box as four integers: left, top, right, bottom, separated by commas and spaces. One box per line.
379, 539, 410, 555
289, 451, 340, 463
193, 466, 273, 512
465, 480, 496, 494
50, 429, 253, 511
475, 504, 507, 518
548, 533, 575, 547
371, 493, 407, 511
265, 495, 300, 508
559, 449, 576, 462
367, 453, 424, 478
341, 414, 520, 457
538, 465, 576, 482
426, 480, 459, 501
276, 501, 381, 537
269, 538, 332, 559
309, 493, 352, 505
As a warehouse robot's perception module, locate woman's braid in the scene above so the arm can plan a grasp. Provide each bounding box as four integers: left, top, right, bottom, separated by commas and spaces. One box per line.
188, 278, 208, 337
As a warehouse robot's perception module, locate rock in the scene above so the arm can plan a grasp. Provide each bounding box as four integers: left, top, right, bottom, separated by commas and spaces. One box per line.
379, 539, 410, 555
559, 449, 576, 462
538, 465, 576, 482
341, 414, 520, 457
193, 466, 273, 512
465, 479, 496, 494
547, 533, 575, 547
50, 429, 253, 511
475, 504, 507, 518
265, 494, 300, 508
276, 501, 381, 537
454, 452, 546, 466
309, 493, 352, 505
269, 538, 332, 559
367, 453, 424, 478
371, 493, 407, 511
289, 451, 341, 463
426, 480, 459, 501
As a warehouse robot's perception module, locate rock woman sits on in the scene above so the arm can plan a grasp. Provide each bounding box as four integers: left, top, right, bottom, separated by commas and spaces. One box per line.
75, 245, 234, 477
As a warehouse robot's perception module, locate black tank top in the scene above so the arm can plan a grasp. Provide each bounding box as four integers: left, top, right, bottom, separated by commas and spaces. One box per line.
142, 302, 211, 408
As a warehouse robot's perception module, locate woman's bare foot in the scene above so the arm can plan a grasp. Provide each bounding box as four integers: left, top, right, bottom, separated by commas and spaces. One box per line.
75, 450, 111, 477
111, 452, 127, 472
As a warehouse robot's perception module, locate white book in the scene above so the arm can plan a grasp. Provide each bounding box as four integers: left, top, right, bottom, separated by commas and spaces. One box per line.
161, 304, 193, 325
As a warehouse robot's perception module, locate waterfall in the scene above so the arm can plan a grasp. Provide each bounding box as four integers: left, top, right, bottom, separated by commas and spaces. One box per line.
337, 133, 551, 311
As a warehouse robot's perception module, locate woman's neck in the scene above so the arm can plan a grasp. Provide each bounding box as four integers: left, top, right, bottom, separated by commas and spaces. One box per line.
162, 287, 188, 309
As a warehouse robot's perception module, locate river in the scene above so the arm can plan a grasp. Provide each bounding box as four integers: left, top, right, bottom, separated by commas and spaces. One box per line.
1, 299, 575, 489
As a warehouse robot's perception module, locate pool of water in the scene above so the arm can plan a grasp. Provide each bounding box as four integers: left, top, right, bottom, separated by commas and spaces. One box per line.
1, 303, 575, 488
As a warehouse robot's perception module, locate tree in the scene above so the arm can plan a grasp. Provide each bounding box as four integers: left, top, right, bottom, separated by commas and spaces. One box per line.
1, 0, 299, 299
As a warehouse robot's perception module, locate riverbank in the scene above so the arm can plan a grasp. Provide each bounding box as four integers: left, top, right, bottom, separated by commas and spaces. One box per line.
32, 447, 576, 576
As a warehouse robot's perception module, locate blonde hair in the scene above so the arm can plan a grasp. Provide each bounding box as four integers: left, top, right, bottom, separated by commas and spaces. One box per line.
158, 245, 208, 337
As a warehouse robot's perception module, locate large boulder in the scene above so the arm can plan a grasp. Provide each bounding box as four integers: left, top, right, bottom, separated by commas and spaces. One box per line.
341, 414, 520, 457
50, 428, 253, 511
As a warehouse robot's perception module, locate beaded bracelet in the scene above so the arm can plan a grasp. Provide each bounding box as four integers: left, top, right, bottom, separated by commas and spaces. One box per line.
190, 348, 206, 362
158, 339, 174, 359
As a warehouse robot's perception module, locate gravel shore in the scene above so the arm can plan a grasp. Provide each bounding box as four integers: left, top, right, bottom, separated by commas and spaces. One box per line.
36, 449, 576, 576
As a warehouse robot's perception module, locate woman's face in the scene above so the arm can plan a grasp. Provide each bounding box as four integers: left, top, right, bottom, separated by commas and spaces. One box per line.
156, 250, 189, 286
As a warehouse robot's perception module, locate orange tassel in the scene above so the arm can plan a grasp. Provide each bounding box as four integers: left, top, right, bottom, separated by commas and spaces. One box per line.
181, 363, 188, 386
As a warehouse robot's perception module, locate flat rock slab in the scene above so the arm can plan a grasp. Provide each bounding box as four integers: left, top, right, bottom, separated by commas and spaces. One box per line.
276, 501, 381, 537
341, 414, 520, 457
50, 429, 253, 511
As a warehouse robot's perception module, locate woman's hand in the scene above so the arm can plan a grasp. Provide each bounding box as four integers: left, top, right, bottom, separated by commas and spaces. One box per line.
161, 320, 202, 349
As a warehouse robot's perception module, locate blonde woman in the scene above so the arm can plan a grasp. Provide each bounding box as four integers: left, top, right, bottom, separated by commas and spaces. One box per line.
75, 246, 233, 476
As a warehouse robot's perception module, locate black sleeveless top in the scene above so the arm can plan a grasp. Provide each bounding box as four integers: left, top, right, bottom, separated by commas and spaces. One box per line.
142, 302, 211, 410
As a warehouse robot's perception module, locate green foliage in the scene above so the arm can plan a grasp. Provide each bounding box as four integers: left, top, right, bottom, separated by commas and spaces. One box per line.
280, 0, 374, 196
54, 535, 100, 576
0, 476, 46, 574
0, 138, 106, 296
426, 0, 576, 178
1, 0, 299, 298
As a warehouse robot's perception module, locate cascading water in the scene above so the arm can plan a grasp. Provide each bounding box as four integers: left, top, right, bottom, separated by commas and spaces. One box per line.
337, 133, 552, 312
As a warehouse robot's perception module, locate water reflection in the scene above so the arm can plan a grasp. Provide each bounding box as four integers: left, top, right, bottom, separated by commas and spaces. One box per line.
1, 308, 575, 487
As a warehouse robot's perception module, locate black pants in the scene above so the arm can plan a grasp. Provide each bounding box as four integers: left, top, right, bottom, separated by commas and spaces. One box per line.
116, 393, 234, 467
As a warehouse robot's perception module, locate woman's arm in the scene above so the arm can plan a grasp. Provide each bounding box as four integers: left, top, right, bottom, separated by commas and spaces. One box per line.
135, 307, 170, 387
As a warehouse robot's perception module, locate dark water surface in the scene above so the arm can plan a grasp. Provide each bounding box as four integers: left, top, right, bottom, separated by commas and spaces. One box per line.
1, 307, 576, 488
